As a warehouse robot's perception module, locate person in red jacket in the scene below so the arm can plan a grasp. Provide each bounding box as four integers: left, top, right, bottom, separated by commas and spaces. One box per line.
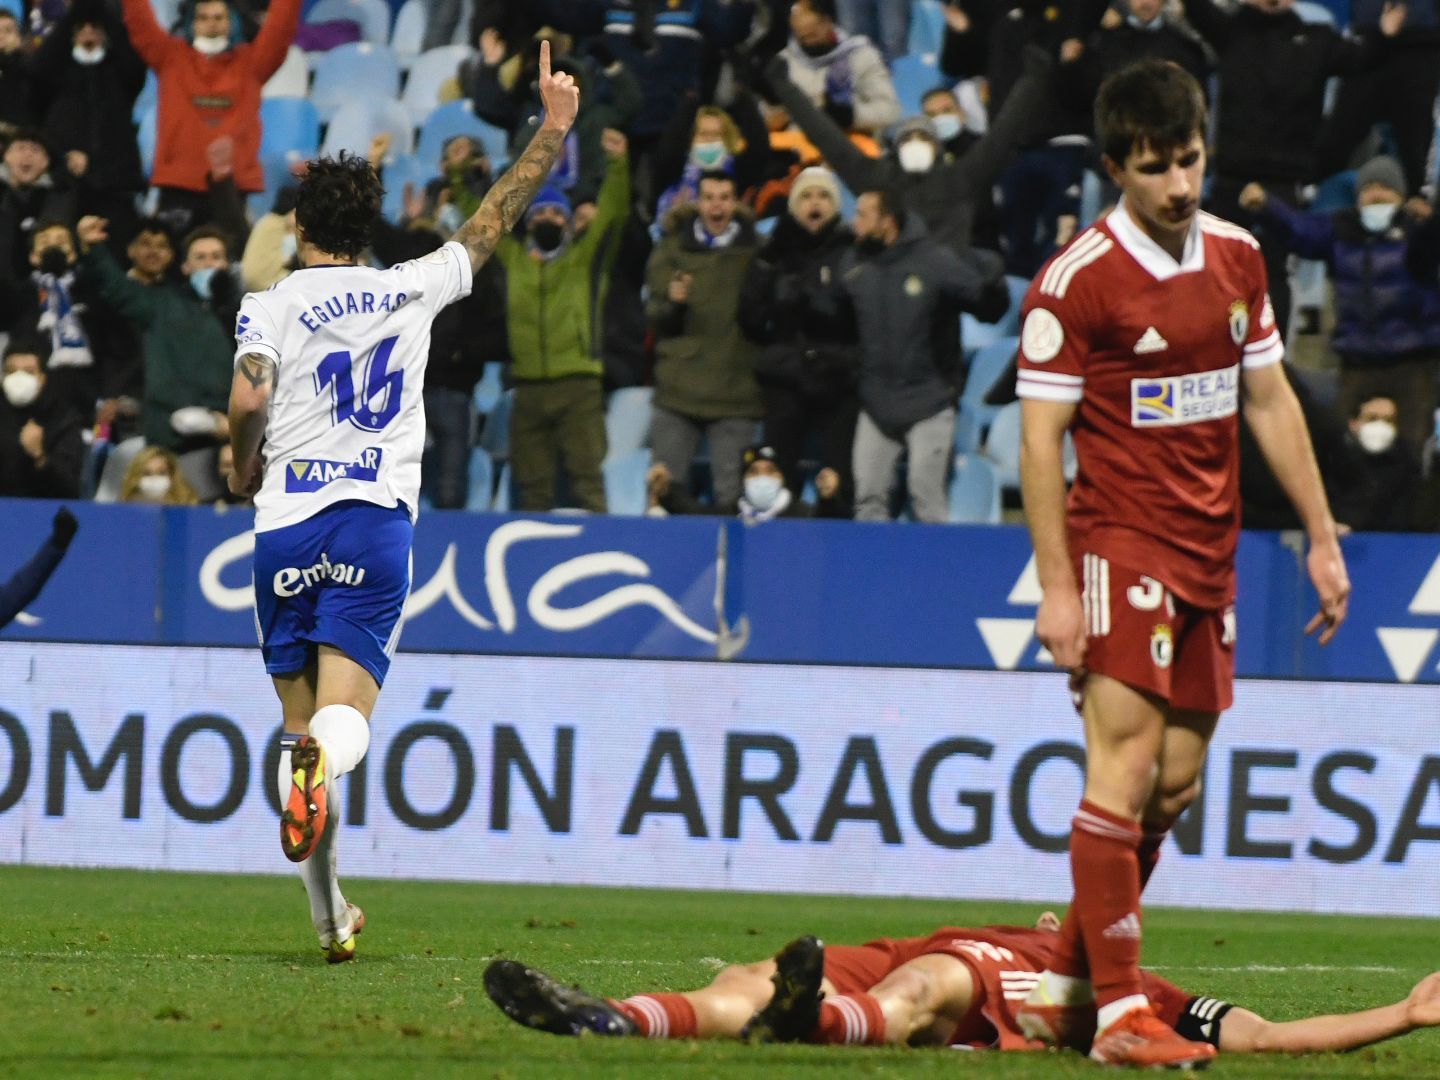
120, 0, 301, 233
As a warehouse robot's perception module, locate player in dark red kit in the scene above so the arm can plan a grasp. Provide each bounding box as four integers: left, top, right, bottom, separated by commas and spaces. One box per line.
484, 915, 1440, 1060
1013, 60, 1350, 1068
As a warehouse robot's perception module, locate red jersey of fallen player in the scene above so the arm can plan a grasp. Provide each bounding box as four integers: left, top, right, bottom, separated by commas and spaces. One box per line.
1016, 204, 1284, 609
824, 924, 1193, 1049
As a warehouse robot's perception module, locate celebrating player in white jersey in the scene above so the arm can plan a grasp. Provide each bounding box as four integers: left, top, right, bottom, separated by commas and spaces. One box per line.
225, 42, 579, 963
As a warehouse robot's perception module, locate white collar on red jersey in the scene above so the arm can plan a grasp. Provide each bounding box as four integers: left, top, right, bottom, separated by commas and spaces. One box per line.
1106, 197, 1204, 280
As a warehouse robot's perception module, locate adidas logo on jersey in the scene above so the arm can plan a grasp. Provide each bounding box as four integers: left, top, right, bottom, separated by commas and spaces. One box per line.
1102, 913, 1142, 940
1133, 327, 1168, 354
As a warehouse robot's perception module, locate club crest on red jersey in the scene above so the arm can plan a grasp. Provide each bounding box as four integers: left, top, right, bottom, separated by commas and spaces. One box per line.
1228, 300, 1249, 345
1150, 624, 1174, 669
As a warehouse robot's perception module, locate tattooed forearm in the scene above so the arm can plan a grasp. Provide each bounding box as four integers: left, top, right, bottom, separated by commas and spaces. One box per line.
237, 353, 275, 389
453, 128, 567, 272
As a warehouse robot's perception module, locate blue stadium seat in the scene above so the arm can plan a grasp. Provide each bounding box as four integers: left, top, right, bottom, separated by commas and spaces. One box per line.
472, 360, 504, 415
465, 446, 495, 511
306, 0, 392, 43
961, 277, 1024, 358
321, 98, 414, 158
492, 462, 512, 512
955, 336, 1018, 452
1293, 0, 1336, 25
262, 45, 310, 98
402, 44, 473, 126
310, 43, 401, 122
260, 96, 321, 159
136, 104, 157, 177
889, 53, 939, 119
379, 153, 435, 221
0, 0, 20, 15
248, 152, 302, 220
416, 100, 508, 169
981, 400, 1022, 490
389, 0, 427, 67
480, 388, 513, 460
908, 0, 945, 58
948, 454, 1000, 524
604, 386, 653, 459
133, 70, 158, 122
604, 448, 653, 516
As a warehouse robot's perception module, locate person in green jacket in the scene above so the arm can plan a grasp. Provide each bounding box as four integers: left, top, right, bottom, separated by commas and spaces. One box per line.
645, 171, 762, 511
495, 127, 631, 512
76, 213, 236, 500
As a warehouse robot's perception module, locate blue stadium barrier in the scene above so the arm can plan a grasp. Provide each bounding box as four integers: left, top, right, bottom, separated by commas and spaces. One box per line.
4, 497, 1440, 684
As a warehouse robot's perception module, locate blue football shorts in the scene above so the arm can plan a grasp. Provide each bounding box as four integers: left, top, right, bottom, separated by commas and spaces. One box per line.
252, 499, 413, 686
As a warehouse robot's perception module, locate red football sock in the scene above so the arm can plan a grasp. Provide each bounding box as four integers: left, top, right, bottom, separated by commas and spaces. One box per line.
810, 993, 887, 1045
612, 994, 697, 1039
1138, 818, 1173, 893
1070, 799, 1144, 1009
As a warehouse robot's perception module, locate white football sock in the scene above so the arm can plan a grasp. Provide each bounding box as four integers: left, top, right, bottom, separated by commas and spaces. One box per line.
302, 775, 349, 943
1097, 994, 1150, 1032
309, 704, 370, 777
277, 737, 349, 945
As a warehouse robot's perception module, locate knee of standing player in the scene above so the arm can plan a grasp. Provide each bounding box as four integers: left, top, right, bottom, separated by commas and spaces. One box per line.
1149, 776, 1202, 822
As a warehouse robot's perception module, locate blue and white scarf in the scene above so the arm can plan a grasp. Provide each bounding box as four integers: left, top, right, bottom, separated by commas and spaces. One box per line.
32, 270, 93, 370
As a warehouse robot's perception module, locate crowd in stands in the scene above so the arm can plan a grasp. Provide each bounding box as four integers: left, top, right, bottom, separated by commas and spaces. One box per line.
1, 0, 1439, 529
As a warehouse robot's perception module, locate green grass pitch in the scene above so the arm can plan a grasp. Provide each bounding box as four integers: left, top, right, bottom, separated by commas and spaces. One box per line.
0, 866, 1435, 1078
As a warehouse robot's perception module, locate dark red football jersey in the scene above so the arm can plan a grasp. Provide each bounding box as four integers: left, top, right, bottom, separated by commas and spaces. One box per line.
1016, 207, 1283, 608
826, 924, 1193, 1049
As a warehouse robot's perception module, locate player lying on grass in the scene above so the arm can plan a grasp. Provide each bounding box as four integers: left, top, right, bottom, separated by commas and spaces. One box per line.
485, 913, 1440, 1060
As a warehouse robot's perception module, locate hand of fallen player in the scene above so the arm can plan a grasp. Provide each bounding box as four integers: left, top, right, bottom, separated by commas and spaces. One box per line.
1404, 972, 1440, 1028
1035, 586, 1087, 671
1303, 537, 1350, 646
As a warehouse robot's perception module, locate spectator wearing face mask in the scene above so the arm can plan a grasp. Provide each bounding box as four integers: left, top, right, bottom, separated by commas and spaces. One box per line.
651, 97, 771, 222
77, 215, 239, 500
120, 445, 200, 505
0, 220, 120, 424
494, 130, 632, 513
1181, 0, 1406, 337
119, 0, 302, 233
0, 130, 76, 284
0, 339, 85, 499
30, 0, 148, 252
1241, 155, 1440, 458
1339, 395, 1419, 531
240, 187, 297, 292
646, 443, 845, 520
782, 0, 900, 137
738, 166, 859, 514
761, 44, 1050, 258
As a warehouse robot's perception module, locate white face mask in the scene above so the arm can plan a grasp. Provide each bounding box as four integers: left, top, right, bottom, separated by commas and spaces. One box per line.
2, 370, 40, 408
138, 474, 173, 500
1357, 418, 1397, 455
744, 475, 784, 511
897, 139, 936, 175
192, 34, 229, 55
930, 113, 962, 143
280, 231, 297, 260
1359, 202, 1399, 233
72, 44, 106, 65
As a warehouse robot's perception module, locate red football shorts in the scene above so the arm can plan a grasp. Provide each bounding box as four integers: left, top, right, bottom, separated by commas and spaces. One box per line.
1077, 553, 1235, 713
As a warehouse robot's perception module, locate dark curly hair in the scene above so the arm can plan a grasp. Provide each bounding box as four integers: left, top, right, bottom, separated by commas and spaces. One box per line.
295, 153, 384, 259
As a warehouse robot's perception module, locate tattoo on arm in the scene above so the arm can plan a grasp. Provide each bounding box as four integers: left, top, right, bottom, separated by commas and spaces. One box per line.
238, 352, 275, 390
452, 128, 567, 272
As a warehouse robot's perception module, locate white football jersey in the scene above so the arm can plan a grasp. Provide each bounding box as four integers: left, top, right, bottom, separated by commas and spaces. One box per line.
233, 242, 473, 533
